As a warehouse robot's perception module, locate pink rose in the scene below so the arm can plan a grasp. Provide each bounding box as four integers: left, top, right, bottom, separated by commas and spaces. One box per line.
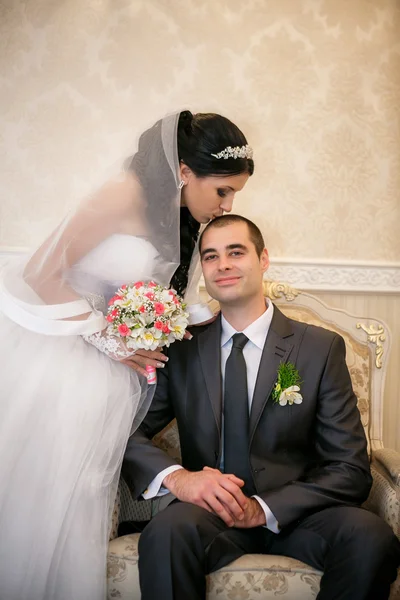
154, 302, 165, 315
106, 314, 114, 322
154, 320, 163, 330
162, 323, 171, 334
148, 281, 157, 288
108, 295, 123, 306
118, 324, 131, 336
120, 284, 127, 290
133, 281, 144, 289
139, 305, 146, 313
145, 292, 155, 301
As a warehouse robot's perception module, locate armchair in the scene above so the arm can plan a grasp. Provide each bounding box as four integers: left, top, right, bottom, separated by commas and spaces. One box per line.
107, 282, 400, 599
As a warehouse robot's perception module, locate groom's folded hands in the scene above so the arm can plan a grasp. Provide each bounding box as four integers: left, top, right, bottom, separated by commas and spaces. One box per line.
230, 497, 266, 528
162, 466, 249, 527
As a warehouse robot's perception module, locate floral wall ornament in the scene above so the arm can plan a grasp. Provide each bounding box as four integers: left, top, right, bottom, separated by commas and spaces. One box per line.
356, 323, 386, 369
264, 281, 300, 302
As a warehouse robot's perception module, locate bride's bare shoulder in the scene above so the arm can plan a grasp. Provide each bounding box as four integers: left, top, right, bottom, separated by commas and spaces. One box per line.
89, 171, 144, 214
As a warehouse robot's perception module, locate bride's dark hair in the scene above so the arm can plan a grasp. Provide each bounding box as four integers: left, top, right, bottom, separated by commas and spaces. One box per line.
177, 111, 254, 177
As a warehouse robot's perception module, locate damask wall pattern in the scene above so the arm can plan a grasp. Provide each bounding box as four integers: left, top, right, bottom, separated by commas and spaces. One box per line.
0, 0, 399, 262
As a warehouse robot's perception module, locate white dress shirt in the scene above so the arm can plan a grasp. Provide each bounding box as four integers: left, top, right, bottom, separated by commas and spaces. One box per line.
143, 300, 280, 534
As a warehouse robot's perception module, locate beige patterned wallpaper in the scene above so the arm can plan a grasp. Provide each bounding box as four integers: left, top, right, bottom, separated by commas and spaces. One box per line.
1, 0, 399, 261
0, 1, 400, 449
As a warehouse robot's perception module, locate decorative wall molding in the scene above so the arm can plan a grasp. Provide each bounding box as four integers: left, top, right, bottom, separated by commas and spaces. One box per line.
266, 259, 400, 294
1, 248, 400, 293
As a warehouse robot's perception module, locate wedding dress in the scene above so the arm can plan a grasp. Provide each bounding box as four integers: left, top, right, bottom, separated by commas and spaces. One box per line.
0, 235, 166, 600
0, 112, 211, 600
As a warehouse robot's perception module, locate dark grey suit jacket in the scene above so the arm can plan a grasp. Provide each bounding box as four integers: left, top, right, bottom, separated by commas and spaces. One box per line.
122, 305, 372, 529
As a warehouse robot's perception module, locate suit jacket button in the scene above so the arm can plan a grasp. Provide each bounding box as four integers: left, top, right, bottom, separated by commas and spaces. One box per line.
253, 467, 265, 475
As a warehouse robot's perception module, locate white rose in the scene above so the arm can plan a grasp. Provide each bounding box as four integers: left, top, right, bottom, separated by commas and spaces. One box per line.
152, 328, 163, 340
161, 290, 174, 303
279, 385, 303, 406
164, 304, 175, 316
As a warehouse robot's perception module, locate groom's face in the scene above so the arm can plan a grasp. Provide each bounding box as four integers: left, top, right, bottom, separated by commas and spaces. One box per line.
200, 222, 269, 306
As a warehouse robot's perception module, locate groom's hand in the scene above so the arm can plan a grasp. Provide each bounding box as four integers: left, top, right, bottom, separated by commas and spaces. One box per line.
163, 466, 248, 527
232, 498, 266, 529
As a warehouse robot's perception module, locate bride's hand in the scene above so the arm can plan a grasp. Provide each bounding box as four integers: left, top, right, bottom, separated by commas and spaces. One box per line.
121, 349, 168, 377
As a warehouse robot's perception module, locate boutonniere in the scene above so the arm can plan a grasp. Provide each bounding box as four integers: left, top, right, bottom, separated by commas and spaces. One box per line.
272, 362, 303, 406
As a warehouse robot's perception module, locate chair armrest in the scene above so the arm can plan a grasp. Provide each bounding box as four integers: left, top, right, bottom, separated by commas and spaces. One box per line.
372, 448, 400, 487
366, 451, 400, 540
109, 477, 152, 542
109, 484, 121, 541
119, 477, 152, 523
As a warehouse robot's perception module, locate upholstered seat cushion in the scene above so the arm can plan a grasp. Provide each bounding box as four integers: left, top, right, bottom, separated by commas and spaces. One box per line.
107, 533, 323, 600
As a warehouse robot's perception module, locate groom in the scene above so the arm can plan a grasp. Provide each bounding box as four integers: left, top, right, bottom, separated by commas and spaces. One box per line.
122, 215, 400, 600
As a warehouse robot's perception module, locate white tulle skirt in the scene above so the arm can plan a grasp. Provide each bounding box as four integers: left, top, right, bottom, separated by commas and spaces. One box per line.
0, 313, 150, 600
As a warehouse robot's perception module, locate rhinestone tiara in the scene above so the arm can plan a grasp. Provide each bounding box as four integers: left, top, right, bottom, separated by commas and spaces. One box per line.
211, 144, 253, 160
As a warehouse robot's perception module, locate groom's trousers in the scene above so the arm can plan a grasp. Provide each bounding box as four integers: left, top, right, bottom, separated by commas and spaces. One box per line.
138, 500, 400, 600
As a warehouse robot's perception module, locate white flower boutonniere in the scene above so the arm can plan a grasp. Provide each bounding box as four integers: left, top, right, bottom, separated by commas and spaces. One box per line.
278, 385, 302, 406
271, 363, 303, 406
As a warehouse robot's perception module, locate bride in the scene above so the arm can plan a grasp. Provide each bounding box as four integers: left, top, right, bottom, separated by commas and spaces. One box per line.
0, 110, 254, 599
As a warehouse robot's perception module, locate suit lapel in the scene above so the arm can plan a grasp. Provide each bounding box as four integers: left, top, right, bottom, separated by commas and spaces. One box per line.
249, 306, 294, 441
198, 315, 222, 434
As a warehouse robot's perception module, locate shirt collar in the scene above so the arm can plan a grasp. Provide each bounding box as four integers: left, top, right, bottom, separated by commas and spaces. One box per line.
221, 300, 274, 350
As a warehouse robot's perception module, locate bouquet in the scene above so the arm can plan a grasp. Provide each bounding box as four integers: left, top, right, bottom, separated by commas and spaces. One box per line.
106, 281, 189, 383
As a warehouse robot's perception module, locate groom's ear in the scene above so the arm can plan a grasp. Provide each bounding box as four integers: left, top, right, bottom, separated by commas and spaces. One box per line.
260, 248, 269, 274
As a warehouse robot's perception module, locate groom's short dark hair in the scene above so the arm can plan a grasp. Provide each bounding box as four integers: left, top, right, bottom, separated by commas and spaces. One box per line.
199, 214, 265, 258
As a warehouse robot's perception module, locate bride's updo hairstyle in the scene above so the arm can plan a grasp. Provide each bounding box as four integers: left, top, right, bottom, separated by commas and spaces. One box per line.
177, 111, 254, 177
